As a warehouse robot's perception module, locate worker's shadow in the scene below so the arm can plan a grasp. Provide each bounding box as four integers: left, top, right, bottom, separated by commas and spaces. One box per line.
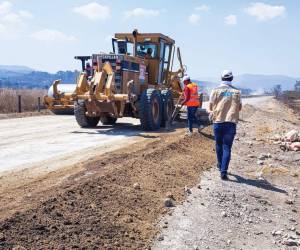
199, 131, 215, 140
228, 173, 287, 194
238, 119, 251, 123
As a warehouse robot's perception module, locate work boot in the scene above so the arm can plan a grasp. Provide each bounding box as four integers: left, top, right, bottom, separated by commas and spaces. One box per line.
198, 125, 205, 133
221, 173, 229, 181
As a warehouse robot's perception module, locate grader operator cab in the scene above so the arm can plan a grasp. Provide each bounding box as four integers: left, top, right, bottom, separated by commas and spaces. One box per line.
44, 30, 188, 131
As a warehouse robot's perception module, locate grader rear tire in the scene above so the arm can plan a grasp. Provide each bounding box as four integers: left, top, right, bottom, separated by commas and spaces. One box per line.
74, 101, 100, 128
139, 89, 162, 131
161, 90, 174, 127
100, 115, 117, 125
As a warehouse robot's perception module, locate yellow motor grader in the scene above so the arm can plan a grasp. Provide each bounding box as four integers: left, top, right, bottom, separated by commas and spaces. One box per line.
44, 30, 196, 130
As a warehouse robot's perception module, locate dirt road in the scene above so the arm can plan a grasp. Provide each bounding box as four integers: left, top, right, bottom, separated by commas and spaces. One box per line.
0, 96, 270, 175
154, 98, 300, 250
0, 116, 143, 174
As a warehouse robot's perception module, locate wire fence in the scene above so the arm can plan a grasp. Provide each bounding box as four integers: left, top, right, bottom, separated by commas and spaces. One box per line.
0, 88, 47, 113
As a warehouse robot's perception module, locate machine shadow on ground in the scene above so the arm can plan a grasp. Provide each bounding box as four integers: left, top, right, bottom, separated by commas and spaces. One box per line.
70, 121, 188, 139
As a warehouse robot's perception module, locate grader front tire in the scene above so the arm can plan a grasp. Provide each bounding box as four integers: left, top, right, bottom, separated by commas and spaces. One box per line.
161, 90, 174, 127
139, 89, 162, 131
74, 101, 100, 128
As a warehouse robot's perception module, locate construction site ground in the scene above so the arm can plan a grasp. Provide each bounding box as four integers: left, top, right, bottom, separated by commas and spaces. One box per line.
0, 96, 299, 249
154, 97, 300, 250
0, 110, 52, 120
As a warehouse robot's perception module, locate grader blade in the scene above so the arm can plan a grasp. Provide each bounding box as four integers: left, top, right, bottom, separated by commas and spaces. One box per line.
43, 80, 75, 113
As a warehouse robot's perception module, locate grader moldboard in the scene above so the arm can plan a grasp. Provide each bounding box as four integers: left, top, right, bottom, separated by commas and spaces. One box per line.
44, 30, 201, 131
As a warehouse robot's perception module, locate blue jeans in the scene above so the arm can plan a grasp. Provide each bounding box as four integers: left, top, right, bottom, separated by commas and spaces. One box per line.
187, 106, 200, 132
213, 122, 236, 175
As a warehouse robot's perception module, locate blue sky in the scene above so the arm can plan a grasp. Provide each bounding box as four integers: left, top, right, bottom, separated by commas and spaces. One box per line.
0, 0, 299, 78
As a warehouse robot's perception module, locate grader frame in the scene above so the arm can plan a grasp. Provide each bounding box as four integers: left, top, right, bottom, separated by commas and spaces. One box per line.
44, 30, 187, 130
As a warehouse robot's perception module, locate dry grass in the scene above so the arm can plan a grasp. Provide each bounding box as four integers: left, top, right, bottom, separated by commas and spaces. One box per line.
0, 88, 46, 113
280, 91, 300, 114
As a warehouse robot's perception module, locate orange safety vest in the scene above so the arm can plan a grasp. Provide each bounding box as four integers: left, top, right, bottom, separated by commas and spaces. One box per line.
186, 83, 200, 107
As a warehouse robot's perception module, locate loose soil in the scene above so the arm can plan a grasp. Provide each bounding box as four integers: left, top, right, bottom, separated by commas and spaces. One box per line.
0, 128, 215, 249
154, 98, 300, 250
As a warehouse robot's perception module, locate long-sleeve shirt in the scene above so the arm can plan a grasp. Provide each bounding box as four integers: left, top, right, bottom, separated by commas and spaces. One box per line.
209, 81, 242, 123
182, 85, 191, 105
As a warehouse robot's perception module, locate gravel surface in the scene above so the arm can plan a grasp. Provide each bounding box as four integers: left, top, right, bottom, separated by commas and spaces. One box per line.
153, 97, 300, 250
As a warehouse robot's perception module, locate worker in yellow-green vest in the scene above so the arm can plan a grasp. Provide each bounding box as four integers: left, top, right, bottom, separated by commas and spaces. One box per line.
181, 75, 204, 135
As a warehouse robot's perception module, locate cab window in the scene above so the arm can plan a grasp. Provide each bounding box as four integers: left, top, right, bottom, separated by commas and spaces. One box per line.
112, 39, 134, 55
136, 43, 157, 58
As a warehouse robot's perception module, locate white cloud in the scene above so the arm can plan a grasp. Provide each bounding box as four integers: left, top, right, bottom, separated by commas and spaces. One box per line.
195, 5, 210, 12
18, 10, 33, 19
30, 29, 77, 42
73, 2, 110, 21
124, 8, 160, 19
0, 1, 33, 38
0, 1, 12, 15
2, 13, 23, 26
225, 15, 237, 26
0, 23, 5, 33
188, 14, 200, 25
245, 2, 286, 21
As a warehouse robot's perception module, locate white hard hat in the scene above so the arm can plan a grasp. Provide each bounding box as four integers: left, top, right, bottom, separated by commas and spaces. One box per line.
182, 75, 191, 82
221, 70, 233, 80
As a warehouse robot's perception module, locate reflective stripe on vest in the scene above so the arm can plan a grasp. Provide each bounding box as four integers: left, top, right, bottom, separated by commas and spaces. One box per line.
186, 83, 200, 107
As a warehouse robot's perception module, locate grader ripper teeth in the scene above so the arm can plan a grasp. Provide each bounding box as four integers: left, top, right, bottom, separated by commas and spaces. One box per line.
44, 30, 195, 131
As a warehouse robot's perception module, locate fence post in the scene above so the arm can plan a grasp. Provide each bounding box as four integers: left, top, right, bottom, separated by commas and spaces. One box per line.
18, 95, 22, 113
38, 97, 41, 112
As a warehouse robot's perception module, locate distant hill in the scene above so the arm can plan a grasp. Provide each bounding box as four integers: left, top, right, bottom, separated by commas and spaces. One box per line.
235, 74, 297, 91
0, 65, 34, 74
0, 65, 78, 89
0, 65, 298, 92
193, 79, 253, 95
197, 74, 299, 92
192, 80, 217, 95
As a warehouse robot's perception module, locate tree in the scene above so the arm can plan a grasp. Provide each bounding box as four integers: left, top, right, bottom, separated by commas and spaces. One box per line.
272, 84, 282, 98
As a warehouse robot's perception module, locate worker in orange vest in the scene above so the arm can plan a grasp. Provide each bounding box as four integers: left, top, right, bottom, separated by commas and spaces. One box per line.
181, 75, 204, 134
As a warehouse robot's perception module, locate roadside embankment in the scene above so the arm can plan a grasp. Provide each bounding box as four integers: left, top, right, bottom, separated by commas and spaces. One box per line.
153, 97, 300, 250
280, 91, 300, 115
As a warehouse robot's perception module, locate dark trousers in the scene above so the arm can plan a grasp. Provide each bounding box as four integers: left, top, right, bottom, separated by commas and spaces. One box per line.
187, 106, 200, 132
213, 122, 236, 174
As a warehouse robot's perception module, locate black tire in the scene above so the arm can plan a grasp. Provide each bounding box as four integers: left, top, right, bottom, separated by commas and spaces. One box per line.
139, 89, 162, 131
161, 90, 174, 127
100, 115, 117, 125
74, 101, 100, 128
51, 108, 74, 115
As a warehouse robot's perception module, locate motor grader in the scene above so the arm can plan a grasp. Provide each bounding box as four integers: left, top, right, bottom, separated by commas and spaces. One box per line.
44, 30, 196, 131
